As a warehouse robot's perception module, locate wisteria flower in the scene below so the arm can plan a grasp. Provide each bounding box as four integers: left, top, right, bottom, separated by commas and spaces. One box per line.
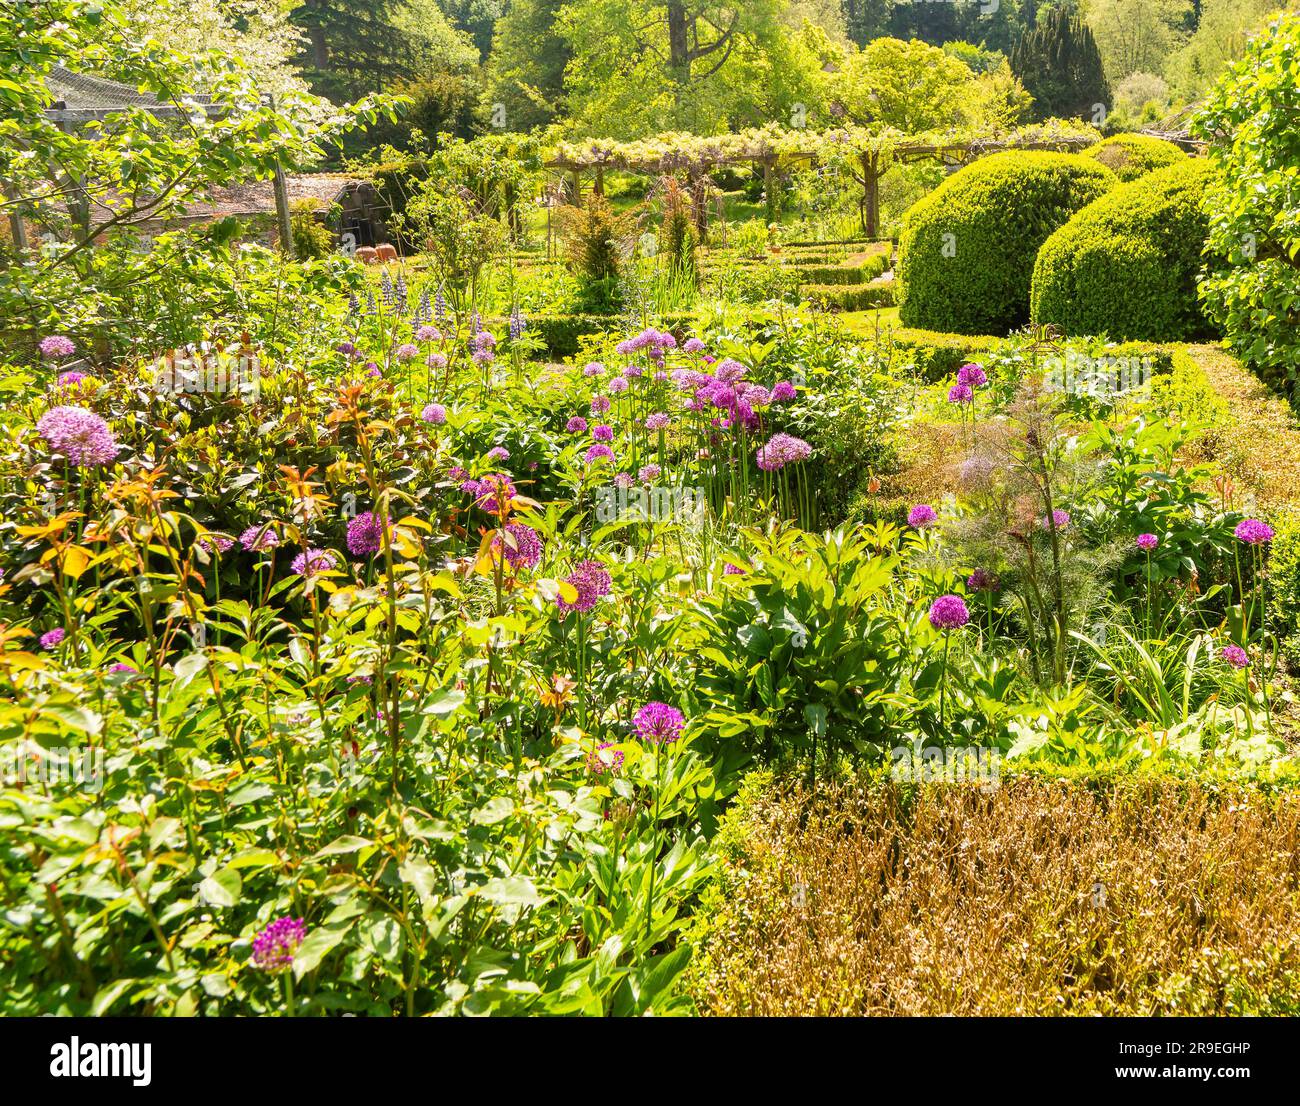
421, 403, 447, 425
1219, 644, 1250, 669
632, 701, 685, 745
36, 406, 118, 467
1136, 533, 1159, 551
493, 522, 542, 570
291, 548, 339, 577
251, 916, 306, 972
908, 504, 938, 529
557, 559, 611, 614
40, 628, 66, 650
1235, 519, 1274, 545
929, 594, 970, 630
240, 524, 280, 552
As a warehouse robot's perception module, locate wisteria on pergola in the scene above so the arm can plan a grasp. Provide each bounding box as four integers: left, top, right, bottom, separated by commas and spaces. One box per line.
545, 120, 1115, 239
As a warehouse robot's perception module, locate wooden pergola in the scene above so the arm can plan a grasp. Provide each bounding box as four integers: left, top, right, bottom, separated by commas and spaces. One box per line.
546, 122, 1109, 239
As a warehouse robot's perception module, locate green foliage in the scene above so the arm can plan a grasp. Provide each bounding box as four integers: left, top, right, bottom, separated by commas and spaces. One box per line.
896, 151, 1116, 335
1081, 134, 1187, 182
831, 36, 972, 131
1266, 510, 1300, 673
1010, 7, 1110, 121
1030, 158, 1217, 341
290, 201, 338, 261
556, 193, 630, 314
1194, 11, 1300, 393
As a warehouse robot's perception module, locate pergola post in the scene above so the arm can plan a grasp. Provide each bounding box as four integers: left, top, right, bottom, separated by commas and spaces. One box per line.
861, 151, 880, 240
763, 156, 778, 225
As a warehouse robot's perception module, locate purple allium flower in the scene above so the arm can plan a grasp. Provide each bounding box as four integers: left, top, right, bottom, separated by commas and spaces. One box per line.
36, 406, 118, 467
755, 432, 813, 471
957, 363, 988, 387
566, 415, 588, 433
1235, 519, 1274, 545
928, 594, 970, 631
395, 343, 419, 362
291, 548, 339, 577
336, 340, 356, 357
614, 472, 634, 489
426, 352, 448, 370
468, 474, 516, 514
421, 403, 447, 425
40, 628, 66, 650
486, 446, 510, 462
1220, 644, 1250, 669
966, 568, 998, 592
586, 741, 625, 776
40, 335, 77, 359
723, 562, 746, 576
471, 349, 494, 367
958, 455, 995, 487
623, 363, 643, 379
55, 370, 87, 389
347, 512, 390, 558
1042, 509, 1071, 531
198, 533, 235, 555
448, 466, 467, 482
473, 330, 496, 351
251, 916, 306, 972
771, 380, 797, 402
645, 412, 670, 431
584, 443, 615, 464
583, 362, 605, 378
632, 701, 686, 745
557, 559, 612, 614
240, 524, 280, 552
715, 359, 747, 384
683, 338, 705, 354
365, 363, 382, 378
109, 662, 139, 675
606, 377, 628, 394
592, 424, 613, 442
590, 396, 611, 415
415, 325, 441, 342
1136, 533, 1159, 552
638, 463, 661, 483
948, 383, 974, 405
493, 522, 542, 570
908, 504, 938, 529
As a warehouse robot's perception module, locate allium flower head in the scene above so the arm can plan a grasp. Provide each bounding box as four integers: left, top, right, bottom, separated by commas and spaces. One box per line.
40, 335, 77, 359
251, 916, 306, 972
632, 701, 686, 745
948, 383, 974, 405
426, 352, 448, 370
421, 403, 447, 425
1220, 644, 1250, 669
40, 628, 66, 650
683, 338, 705, 354
638, 463, 661, 483
645, 412, 670, 431
1136, 533, 1158, 551
240, 524, 280, 552
467, 474, 516, 514
36, 406, 118, 467
291, 548, 339, 577
771, 381, 797, 402
928, 594, 970, 631
908, 504, 938, 529
755, 432, 812, 471
1235, 518, 1274, 545
584, 443, 614, 464
966, 568, 998, 592
606, 376, 628, 394
415, 325, 441, 342
55, 370, 87, 390
566, 415, 588, 433
395, 343, 419, 362
493, 522, 542, 570
586, 741, 625, 776
109, 662, 139, 675
486, 446, 510, 462
1042, 509, 1071, 531
592, 424, 613, 442
590, 395, 611, 415
957, 363, 988, 387
557, 559, 611, 614
198, 533, 234, 555
583, 362, 605, 378
346, 512, 389, 558
715, 359, 746, 384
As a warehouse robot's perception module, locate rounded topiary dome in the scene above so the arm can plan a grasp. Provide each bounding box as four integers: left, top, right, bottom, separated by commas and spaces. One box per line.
1029, 158, 1217, 342
896, 151, 1117, 335
1081, 134, 1187, 183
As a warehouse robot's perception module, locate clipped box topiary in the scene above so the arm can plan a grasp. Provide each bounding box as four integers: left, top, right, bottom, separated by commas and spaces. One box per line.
1081, 134, 1187, 183
1030, 158, 1218, 342
896, 151, 1116, 336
